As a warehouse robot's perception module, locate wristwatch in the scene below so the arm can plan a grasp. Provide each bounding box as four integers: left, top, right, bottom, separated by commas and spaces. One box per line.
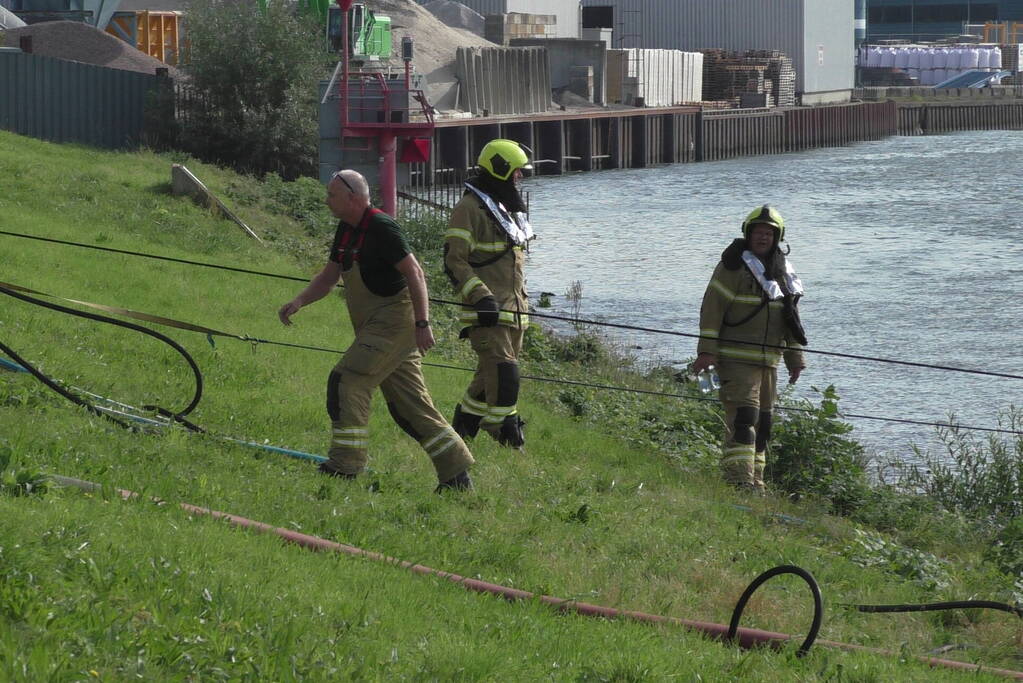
415, 319, 430, 328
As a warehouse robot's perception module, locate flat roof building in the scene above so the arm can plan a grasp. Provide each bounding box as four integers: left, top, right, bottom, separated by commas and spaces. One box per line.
419, 0, 582, 38
867, 0, 1023, 42
580, 0, 853, 104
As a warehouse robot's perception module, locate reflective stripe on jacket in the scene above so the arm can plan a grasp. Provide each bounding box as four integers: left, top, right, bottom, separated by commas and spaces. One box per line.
444, 193, 529, 330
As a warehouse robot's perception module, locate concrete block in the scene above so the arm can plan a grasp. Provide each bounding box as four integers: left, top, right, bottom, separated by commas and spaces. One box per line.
172, 164, 262, 242
569, 65, 594, 101
484, 15, 507, 45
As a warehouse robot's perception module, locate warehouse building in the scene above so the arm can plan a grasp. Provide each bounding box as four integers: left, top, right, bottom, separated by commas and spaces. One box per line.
420, 0, 582, 38
578, 0, 853, 105
866, 0, 1023, 42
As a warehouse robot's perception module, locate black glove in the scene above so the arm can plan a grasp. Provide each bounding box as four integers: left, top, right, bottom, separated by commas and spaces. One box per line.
474, 296, 499, 327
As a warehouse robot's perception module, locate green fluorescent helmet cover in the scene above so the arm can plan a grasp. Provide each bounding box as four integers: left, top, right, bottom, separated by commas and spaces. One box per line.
478, 139, 532, 181
742, 204, 786, 241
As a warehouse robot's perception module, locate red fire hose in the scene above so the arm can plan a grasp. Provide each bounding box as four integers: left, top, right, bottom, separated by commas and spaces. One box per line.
50, 474, 1023, 680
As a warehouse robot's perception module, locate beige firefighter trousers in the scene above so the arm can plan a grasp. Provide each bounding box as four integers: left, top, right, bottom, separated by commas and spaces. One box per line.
717, 361, 777, 489
326, 263, 474, 482
459, 324, 525, 438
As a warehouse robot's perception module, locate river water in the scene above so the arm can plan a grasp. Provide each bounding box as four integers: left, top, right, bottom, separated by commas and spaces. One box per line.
522, 130, 1023, 460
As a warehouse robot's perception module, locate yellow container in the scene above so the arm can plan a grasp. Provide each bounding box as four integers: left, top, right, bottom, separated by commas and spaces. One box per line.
106, 10, 182, 65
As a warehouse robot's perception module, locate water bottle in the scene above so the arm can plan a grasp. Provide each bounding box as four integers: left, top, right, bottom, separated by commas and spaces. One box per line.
697, 366, 720, 394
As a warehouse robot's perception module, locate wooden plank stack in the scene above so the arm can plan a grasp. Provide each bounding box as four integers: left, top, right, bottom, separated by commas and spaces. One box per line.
699, 49, 796, 108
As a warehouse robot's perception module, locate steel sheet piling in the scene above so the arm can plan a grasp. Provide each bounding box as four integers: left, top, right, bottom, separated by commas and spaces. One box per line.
398, 99, 1006, 211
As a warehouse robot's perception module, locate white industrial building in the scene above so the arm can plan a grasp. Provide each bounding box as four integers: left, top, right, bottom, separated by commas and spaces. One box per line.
580, 0, 853, 104
421, 0, 582, 38
419, 0, 854, 104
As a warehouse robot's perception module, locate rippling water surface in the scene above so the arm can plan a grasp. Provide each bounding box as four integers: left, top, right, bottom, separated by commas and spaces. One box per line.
521, 130, 1023, 459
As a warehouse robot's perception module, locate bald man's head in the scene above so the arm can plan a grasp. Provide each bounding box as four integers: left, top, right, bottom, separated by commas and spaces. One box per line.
331, 170, 370, 200
326, 169, 371, 220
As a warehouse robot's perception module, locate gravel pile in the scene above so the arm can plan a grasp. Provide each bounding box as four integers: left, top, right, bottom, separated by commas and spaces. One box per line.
367, 0, 494, 111
422, 0, 484, 38
1, 21, 180, 77
371, 0, 493, 75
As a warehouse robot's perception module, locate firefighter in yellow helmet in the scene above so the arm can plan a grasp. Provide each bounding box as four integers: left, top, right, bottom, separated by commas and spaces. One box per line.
444, 139, 534, 447
278, 170, 475, 491
692, 205, 807, 493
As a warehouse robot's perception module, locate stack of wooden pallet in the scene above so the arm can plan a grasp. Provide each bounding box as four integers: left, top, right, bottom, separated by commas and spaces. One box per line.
700, 49, 796, 108
745, 50, 796, 107
1000, 44, 1023, 85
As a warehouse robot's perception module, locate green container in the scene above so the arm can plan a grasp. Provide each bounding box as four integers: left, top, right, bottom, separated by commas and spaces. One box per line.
324, 3, 391, 60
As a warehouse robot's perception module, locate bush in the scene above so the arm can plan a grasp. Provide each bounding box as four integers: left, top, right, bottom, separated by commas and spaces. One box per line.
985, 517, 1023, 578
770, 384, 872, 515
226, 174, 335, 237
846, 529, 951, 591
178, 0, 329, 179
896, 407, 1023, 524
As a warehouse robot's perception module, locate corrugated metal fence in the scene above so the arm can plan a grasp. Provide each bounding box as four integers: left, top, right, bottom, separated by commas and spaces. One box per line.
0, 50, 172, 148
898, 101, 1023, 135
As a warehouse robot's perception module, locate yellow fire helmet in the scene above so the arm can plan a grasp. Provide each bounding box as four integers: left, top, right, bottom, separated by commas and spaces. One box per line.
478, 139, 533, 181
741, 204, 786, 242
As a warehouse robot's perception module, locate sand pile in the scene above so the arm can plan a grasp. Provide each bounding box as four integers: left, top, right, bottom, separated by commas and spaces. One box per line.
422, 0, 484, 38
2, 21, 180, 77
368, 0, 495, 111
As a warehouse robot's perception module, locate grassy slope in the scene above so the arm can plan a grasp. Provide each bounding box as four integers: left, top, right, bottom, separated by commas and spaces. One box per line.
0, 131, 1016, 681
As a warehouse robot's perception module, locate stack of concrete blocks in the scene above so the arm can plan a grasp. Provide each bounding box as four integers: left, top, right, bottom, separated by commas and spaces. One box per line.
455, 46, 551, 115
607, 48, 703, 107
484, 12, 556, 46
511, 38, 607, 105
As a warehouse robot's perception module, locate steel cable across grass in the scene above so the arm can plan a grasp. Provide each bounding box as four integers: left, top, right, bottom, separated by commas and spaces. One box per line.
2, 278, 1020, 436
3, 229, 1023, 382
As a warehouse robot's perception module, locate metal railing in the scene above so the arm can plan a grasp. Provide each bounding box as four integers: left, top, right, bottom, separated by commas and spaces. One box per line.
397, 166, 530, 221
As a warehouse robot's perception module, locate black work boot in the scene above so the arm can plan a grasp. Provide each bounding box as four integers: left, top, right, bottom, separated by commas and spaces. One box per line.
318, 461, 356, 480
496, 415, 525, 448
435, 470, 473, 493
451, 404, 482, 439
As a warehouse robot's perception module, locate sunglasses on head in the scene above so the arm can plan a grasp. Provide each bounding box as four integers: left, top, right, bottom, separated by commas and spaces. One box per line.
331, 171, 355, 194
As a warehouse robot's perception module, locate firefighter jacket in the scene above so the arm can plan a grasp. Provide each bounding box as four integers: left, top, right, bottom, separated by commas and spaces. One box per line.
444, 189, 529, 331
697, 240, 805, 370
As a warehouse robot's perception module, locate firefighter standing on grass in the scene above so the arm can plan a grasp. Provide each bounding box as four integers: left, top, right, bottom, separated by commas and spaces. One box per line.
692, 205, 808, 493
444, 139, 534, 448
278, 170, 475, 491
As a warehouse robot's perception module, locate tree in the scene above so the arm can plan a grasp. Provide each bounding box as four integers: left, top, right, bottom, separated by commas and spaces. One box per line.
179, 0, 328, 179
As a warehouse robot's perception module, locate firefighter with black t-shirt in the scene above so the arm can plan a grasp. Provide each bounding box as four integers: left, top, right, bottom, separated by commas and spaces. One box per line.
278, 170, 474, 491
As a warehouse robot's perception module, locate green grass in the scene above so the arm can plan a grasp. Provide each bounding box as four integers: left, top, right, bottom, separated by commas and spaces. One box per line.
1, 130, 1021, 680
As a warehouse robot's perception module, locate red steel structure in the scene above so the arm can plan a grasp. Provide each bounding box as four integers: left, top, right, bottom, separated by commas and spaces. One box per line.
334, 0, 434, 216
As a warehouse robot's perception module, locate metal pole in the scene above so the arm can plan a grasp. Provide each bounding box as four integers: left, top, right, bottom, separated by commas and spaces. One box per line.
855, 0, 867, 46
380, 133, 397, 216
338, 0, 354, 130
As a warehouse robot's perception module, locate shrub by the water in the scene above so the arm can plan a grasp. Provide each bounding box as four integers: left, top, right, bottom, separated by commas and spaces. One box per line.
899, 408, 1023, 523
770, 384, 872, 515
